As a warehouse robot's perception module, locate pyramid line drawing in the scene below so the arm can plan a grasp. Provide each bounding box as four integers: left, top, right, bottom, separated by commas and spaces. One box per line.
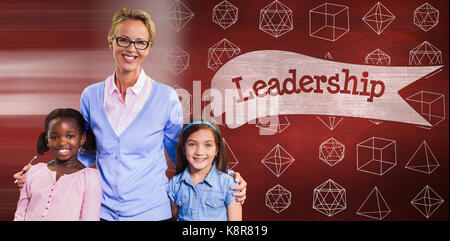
405, 141, 439, 174
356, 186, 391, 220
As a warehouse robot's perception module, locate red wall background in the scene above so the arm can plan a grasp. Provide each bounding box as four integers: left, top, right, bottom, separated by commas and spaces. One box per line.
0, 0, 448, 221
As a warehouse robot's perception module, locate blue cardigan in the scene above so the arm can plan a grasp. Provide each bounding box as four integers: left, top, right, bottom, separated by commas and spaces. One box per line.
79, 80, 183, 220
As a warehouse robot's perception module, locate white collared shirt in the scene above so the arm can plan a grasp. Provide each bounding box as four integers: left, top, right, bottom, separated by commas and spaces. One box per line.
103, 69, 153, 136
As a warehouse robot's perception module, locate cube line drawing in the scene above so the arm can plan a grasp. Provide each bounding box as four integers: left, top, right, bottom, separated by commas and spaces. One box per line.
409, 41, 442, 65
256, 115, 290, 135
309, 2, 350, 41
405, 141, 439, 174
266, 184, 292, 213
319, 137, 345, 166
207, 38, 241, 71
414, 3, 439, 32
167, 46, 190, 75
357, 137, 397, 176
362, 2, 395, 35
411, 185, 444, 219
313, 179, 347, 217
166, 0, 194, 32
261, 144, 295, 177
212, 0, 238, 29
259, 0, 294, 38
316, 116, 344, 131
365, 48, 391, 65
223, 138, 238, 170
406, 90, 446, 127
356, 186, 391, 220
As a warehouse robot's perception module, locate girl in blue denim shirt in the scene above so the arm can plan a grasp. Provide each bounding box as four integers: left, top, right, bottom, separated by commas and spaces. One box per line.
167, 121, 242, 221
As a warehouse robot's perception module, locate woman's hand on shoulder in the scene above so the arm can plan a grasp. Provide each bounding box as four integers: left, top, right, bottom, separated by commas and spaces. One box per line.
230, 172, 247, 205
13, 164, 33, 189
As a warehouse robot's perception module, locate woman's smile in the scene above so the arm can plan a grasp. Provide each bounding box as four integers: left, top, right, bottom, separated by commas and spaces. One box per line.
122, 54, 138, 63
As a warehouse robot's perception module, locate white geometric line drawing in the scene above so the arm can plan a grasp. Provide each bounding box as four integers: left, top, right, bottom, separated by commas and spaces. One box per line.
256, 116, 290, 135
309, 2, 350, 42
207, 38, 241, 71
369, 120, 383, 125
356, 186, 391, 220
411, 185, 444, 218
316, 116, 344, 131
212, 0, 238, 29
313, 179, 347, 217
406, 91, 446, 127
405, 141, 439, 174
259, 0, 293, 38
167, 46, 190, 75
166, 0, 194, 32
319, 137, 345, 167
409, 41, 442, 65
357, 137, 397, 176
362, 2, 395, 35
323, 52, 333, 60
265, 184, 291, 213
261, 144, 295, 177
223, 138, 239, 170
365, 48, 391, 65
414, 3, 439, 32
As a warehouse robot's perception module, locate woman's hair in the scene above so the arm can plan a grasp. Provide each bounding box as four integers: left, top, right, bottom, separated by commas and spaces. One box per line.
175, 120, 228, 175
36, 108, 96, 155
107, 7, 156, 44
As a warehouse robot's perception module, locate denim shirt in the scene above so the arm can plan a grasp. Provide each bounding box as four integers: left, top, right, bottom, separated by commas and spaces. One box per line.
167, 163, 238, 221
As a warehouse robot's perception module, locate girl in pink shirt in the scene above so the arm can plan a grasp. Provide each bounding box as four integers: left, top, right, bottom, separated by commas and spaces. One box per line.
14, 108, 102, 221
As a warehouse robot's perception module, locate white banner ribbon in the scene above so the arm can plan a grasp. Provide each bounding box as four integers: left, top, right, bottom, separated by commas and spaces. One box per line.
210, 50, 443, 128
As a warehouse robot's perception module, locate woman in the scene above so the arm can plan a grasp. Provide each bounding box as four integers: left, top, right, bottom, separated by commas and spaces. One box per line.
14, 7, 247, 221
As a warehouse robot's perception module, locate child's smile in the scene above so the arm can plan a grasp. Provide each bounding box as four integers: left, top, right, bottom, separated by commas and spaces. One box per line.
47, 117, 85, 163
185, 129, 218, 173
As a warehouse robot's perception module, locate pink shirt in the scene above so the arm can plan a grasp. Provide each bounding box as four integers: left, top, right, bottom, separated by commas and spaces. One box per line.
14, 162, 102, 221
103, 69, 153, 136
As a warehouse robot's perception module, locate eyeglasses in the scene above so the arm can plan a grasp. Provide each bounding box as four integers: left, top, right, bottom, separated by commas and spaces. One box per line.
114, 36, 150, 50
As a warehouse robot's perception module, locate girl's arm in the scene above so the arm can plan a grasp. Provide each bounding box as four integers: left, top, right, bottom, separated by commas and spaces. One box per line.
80, 170, 102, 221
170, 199, 179, 221
227, 199, 242, 221
14, 173, 31, 221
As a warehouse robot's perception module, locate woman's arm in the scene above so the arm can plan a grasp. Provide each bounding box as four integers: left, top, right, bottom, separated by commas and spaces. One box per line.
13, 164, 32, 189
227, 199, 242, 221
163, 89, 184, 166
79, 88, 96, 167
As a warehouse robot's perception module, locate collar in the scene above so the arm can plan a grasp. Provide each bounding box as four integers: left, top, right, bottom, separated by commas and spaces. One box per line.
105, 69, 147, 96
178, 163, 218, 187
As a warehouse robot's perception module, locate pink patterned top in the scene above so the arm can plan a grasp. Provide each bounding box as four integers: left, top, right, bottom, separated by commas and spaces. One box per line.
14, 162, 102, 221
